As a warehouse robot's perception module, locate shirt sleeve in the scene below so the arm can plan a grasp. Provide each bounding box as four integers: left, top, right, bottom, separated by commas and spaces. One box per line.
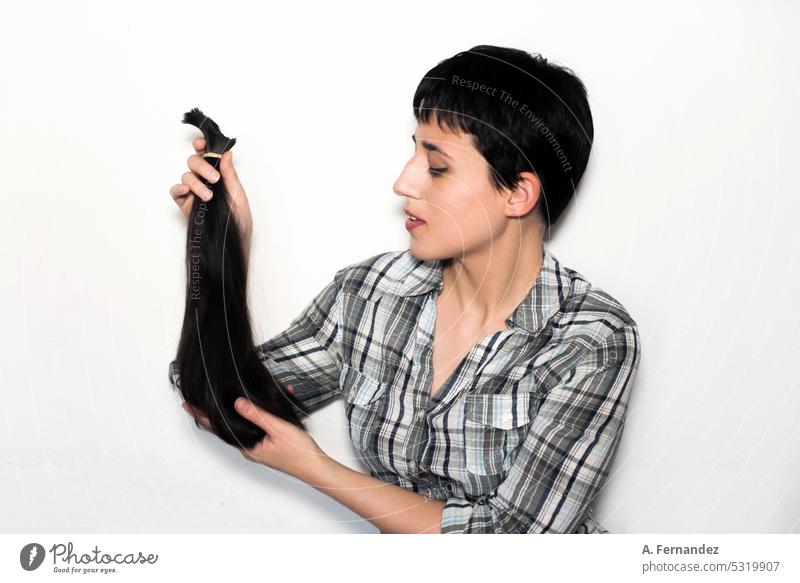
440, 323, 642, 534
168, 270, 345, 415
254, 272, 344, 414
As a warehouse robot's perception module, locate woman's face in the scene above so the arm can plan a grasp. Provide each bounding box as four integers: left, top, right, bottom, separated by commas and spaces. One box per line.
393, 119, 515, 262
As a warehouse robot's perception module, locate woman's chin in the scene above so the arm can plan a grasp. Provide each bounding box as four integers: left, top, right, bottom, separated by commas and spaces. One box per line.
408, 241, 433, 261
408, 240, 449, 263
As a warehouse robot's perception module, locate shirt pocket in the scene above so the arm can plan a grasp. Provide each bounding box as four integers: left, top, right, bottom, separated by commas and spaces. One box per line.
463, 392, 533, 476
340, 364, 392, 452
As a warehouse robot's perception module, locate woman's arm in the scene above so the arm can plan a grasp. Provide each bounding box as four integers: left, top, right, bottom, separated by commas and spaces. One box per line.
242, 326, 640, 535
186, 396, 445, 534
302, 455, 445, 534
299, 323, 639, 535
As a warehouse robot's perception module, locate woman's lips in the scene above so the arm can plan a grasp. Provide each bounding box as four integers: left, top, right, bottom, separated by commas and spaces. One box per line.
405, 217, 426, 231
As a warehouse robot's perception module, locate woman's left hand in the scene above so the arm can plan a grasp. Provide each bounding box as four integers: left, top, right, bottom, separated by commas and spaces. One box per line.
181, 388, 327, 480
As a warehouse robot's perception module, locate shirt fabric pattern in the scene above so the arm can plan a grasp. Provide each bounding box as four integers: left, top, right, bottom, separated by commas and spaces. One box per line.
169, 245, 641, 533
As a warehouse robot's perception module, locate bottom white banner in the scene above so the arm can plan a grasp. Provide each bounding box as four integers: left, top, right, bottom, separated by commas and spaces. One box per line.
1, 534, 797, 582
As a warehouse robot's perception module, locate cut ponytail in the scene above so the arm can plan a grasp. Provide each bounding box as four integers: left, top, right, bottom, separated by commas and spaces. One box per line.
172, 107, 308, 448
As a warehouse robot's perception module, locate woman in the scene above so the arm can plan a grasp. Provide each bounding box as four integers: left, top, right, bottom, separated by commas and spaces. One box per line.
168, 45, 642, 534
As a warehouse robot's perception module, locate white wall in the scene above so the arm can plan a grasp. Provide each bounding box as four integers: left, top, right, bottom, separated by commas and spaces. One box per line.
1, 0, 798, 533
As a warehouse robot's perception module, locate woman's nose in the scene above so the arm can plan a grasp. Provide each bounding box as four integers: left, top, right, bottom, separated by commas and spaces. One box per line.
393, 158, 425, 199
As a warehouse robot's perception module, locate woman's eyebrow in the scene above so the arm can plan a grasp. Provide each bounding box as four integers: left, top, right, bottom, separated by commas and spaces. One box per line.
411, 133, 453, 160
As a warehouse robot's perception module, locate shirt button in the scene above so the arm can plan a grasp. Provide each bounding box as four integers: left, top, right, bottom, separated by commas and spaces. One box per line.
416, 410, 426, 421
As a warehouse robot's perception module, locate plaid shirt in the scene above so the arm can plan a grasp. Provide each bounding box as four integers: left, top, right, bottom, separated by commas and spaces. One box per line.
169, 244, 641, 533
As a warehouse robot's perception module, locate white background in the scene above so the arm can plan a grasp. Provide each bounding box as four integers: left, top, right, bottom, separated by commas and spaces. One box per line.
1, 0, 798, 533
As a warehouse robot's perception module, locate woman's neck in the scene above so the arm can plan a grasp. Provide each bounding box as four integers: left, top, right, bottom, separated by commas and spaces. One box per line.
440, 227, 545, 328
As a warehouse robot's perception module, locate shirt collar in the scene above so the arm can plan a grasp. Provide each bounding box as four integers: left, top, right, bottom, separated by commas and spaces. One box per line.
392, 245, 567, 335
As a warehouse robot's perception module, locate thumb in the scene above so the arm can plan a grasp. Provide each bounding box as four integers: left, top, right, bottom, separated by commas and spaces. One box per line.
235, 397, 274, 432
218, 151, 251, 236
219, 150, 243, 196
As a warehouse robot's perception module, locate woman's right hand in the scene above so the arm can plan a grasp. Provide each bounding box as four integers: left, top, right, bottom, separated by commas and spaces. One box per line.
169, 136, 254, 250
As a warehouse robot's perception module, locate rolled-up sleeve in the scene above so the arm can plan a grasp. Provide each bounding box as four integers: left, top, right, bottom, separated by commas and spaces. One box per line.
440, 324, 642, 534
168, 270, 345, 415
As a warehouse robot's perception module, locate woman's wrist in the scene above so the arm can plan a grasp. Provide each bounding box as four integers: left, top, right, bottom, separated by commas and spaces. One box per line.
296, 450, 337, 486
244, 233, 252, 264
241, 225, 252, 265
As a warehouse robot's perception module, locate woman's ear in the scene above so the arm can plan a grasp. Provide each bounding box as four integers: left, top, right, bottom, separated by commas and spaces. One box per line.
504, 171, 541, 218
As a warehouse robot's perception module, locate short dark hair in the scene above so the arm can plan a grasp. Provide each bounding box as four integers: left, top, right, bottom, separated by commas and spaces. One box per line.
412, 45, 594, 229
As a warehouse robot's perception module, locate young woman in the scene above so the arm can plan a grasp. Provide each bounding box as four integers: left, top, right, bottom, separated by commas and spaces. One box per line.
169, 45, 642, 534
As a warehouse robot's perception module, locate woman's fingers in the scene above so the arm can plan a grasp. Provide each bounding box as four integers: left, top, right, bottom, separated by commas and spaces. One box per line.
169, 183, 188, 200
234, 398, 278, 434
169, 137, 210, 215
187, 153, 221, 185
169, 183, 194, 216
193, 136, 206, 154
171, 138, 217, 207
172, 136, 252, 246
181, 171, 213, 202
169, 183, 190, 201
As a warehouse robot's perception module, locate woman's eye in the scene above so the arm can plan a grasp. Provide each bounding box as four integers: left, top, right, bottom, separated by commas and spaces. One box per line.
428, 166, 448, 177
